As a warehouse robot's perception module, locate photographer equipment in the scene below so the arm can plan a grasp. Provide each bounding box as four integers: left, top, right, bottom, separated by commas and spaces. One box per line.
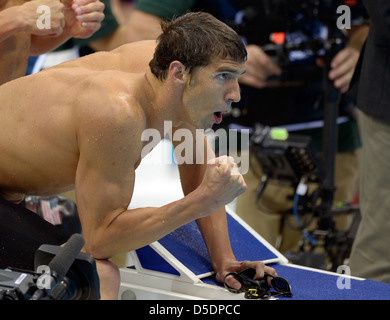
222, 0, 368, 128
0, 233, 100, 300
228, 0, 361, 85
237, 0, 366, 270
0, 269, 37, 300
224, 268, 292, 299
251, 120, 361, 269
251, 125, 323, 188
228, 0, 367, 60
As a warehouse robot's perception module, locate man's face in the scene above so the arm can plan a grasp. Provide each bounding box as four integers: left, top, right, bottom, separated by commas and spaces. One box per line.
182, 58, 246, 130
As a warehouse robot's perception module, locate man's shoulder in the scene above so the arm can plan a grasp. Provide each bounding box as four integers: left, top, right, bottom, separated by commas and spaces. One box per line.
76, 71, 146, 127
113, 40, 156, 52
75, 72, 147, 154
113, 40, 156, 73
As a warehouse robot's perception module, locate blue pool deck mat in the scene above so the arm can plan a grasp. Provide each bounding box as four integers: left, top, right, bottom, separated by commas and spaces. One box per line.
197, 263, 390, 300
271, 264, 390, 300
126, 207, 390, 299
131, 207, 288, 281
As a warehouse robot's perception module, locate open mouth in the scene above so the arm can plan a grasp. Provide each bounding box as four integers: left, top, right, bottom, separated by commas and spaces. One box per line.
214, 112, 223, 124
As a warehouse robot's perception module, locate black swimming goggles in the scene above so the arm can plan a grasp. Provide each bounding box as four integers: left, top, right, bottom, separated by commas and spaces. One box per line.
223, 268, 293, 299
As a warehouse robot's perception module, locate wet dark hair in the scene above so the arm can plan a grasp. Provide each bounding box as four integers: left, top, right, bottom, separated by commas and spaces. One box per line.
149, 11, 247, 80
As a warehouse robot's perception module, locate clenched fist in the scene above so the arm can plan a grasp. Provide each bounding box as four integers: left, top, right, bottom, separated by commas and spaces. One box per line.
21, 0, 65, 36
200, 155, 247, 213
19, 0, 104, 38
63, 0, 105, 38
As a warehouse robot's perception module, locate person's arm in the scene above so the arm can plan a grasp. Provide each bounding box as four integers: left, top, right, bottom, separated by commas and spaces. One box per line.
326, 25, 369, 93
172, 128, 276, 288
0, 0, 65, 43
172, 130, 236, 267
74, 88, 246, 262
30, 32, 72, 56
29, 0, 105, 55
0, 6, 29, 42
238, 44, 282, 89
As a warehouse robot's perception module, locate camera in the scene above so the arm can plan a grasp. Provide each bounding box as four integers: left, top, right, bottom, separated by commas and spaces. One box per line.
0, 234, 100, 300
251, 123, 323, 186
0, 269, 38, 300
228, 0, 367, 85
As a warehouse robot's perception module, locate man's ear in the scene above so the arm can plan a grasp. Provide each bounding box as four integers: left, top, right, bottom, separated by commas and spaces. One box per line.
168, 61, 188, 84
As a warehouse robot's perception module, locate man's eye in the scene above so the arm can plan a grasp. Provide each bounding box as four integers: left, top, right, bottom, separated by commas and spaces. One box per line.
218, 73, 233, 80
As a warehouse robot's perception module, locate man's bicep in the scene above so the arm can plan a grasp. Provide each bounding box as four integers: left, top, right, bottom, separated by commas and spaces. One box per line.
74, 115, 141, 238
75, 150, 136, 237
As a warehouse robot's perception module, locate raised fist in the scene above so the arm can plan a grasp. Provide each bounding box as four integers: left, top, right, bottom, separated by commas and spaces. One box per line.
200, 155, 247, 213
22, 0, 65, 36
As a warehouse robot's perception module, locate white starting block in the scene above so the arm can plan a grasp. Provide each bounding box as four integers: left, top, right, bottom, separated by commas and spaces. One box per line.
119, 207, 390, 300
119, 207, 288, 300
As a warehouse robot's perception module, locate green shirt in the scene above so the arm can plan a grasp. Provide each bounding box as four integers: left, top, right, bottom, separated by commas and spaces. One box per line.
135, 0, 195, 20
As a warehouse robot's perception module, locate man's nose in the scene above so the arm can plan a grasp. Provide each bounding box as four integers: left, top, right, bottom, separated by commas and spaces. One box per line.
227, 81, 241, 103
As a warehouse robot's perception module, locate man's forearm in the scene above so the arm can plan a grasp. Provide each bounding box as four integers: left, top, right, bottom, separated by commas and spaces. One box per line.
0, 6, 27, 42
347, 25, 369, 52
173, 135, 238, 272
83, 187, 217, 260
196, 206, 236, 272
29, 33, 71, 56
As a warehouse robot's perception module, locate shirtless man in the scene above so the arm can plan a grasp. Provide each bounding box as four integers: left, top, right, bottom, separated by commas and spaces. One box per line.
0, 0, 105, 85
0, 12, 277, 299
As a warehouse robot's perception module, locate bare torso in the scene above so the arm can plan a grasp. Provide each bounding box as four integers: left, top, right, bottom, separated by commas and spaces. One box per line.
0, 11, 255, 288
0, 40, 156, 201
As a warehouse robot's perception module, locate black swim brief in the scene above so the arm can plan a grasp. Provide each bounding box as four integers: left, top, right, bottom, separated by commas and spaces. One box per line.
0, 196, 70, 271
